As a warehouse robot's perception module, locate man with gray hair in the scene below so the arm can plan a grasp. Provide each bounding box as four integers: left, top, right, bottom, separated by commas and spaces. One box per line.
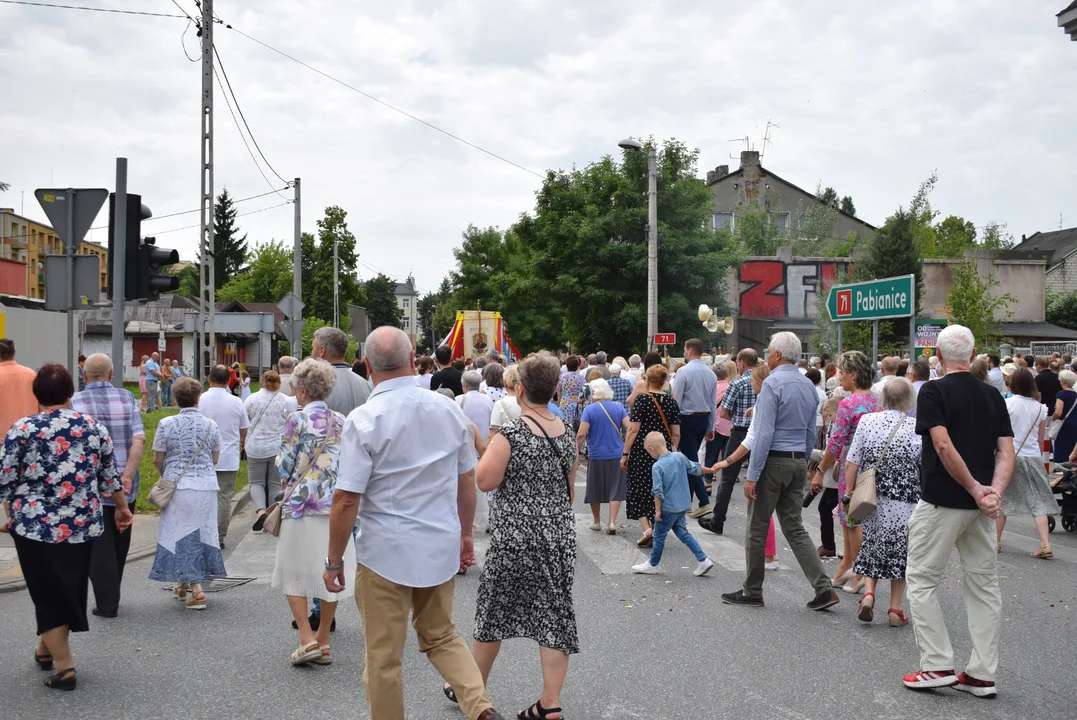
872, 356, 900, 396
277, 355, 297, 396
626, 353, 643, 383
327, 327, 505, 720
593, 351, 611, 380
902, 324, 1012, 697
312, 326, 370, 416
720, 332, 838, 611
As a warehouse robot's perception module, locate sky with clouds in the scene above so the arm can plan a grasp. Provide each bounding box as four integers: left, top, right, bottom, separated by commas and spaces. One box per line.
1, 0, 1075, 296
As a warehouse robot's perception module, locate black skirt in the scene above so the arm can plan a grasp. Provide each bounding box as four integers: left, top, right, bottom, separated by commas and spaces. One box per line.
13, 533, 94, 635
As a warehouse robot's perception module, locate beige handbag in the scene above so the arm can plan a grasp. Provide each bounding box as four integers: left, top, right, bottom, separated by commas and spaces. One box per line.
264, 440, 331, 537
148, 420, 213, 510
848, 418, 903, 522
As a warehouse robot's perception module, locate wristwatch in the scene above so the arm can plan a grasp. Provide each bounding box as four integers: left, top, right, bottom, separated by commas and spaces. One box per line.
324, 557, 344, 572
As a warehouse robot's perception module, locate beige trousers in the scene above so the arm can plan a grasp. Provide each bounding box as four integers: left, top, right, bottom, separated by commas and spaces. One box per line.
906, 500, 1002, 681
356, 565, 493, 720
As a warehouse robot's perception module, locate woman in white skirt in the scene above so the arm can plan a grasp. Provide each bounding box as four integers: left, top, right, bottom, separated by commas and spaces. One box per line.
148, 377, 225, 610
273, 359, 356, 666
998, 367, 1057, 558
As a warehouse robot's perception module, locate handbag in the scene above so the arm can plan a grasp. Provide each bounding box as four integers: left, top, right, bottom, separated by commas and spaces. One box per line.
848, 417, 904, 522
1047, 397, 1075, 442
264, 438, 331, 537
148, 420, 213, 510
649, 393, 675, 450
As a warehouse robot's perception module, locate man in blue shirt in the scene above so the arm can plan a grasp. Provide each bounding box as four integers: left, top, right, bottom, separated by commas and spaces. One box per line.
144, 352, 162, 412
720, 332, 837, 611
672, 338, 718, 518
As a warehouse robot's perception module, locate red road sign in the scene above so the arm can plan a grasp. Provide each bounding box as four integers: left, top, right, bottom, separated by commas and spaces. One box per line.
835, 289, 853, 317
653, 333, 677, 346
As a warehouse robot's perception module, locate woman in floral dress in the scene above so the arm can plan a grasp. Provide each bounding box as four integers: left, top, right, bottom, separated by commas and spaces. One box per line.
555, 355, 587, 430
272, 358, 356, 667
0, 364, 131, 691
810, 350, 877, 591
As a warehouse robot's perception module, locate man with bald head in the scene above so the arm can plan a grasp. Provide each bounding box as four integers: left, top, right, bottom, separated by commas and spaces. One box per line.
71, 353, 145, 618
327, 327, 505, 720
871, 356, 900, 396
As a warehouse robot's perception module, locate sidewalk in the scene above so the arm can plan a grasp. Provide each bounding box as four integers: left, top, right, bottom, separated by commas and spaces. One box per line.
0, 487, 249, 594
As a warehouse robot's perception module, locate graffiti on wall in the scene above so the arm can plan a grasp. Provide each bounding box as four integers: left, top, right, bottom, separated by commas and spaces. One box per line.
739, 260, 850, 319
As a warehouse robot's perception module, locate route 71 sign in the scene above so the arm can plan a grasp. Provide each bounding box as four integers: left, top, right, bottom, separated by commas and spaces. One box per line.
826, 275, 915, 322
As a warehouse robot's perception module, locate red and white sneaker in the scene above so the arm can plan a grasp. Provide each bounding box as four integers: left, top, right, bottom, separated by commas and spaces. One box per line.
954, 672, 997, 698
903, 669, 958, 690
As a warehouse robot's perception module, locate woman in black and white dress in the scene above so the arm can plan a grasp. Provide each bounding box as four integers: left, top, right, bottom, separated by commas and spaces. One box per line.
844, 378, 921, 627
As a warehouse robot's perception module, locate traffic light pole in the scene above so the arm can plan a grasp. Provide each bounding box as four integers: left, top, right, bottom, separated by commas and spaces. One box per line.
293, 177, 302, 358
65, 188, 77, 379
111, 159, 127, 389
198, 0, 216, 382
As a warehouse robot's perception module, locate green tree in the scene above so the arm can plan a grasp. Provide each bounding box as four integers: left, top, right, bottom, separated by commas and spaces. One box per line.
1046, 291, 1077, 331
307, 207, 364, 325
854, 207, 925, 348
946, 259, 1014, 349
980, 221, 1015, 252
908, 172, 939, 257
0, 181, 9, 192
933, 215, 977, 258
205, 188, 249, 290
171, 264, 201, 296
364, 274, 404, 329
816, 186, 856, 218
217, 240, 294, 303
734, 196, 784, 256
839, 196, 856, 217
450, 225, 509, 311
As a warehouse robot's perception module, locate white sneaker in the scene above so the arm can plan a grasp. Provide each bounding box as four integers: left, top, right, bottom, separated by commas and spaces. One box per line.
765, 560, 780, 571
588, 522, 602, 531
694, 558, 714, 576
632, 561, 660, 575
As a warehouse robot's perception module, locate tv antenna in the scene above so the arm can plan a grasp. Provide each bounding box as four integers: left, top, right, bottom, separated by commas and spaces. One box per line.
761, 120, 779, 159
728, 136, 752, 159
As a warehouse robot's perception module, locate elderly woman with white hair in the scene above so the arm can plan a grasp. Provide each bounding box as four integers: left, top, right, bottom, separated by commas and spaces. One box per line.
272, 358, 356, 667
1052, 369, 1077, 464
843, 378, 922, 626
458, 370, 494, 443
576, 378, 629, 534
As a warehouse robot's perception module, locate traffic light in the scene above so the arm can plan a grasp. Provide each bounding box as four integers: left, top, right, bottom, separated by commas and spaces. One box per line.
136, 236, 180, 299
107, 192, 149, 301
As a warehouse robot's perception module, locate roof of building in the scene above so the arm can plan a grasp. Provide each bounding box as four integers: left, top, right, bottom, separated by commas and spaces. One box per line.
395, 279, 417, 296
706, 164, 877, 232
1061, 1, 1077, 16
1002, 321, 1077, 341
1008, 227, 1077, 266
81, 294, 199, 335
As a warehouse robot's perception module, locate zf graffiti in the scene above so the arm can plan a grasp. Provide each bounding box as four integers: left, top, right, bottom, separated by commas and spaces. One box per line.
739, 261, 850, 319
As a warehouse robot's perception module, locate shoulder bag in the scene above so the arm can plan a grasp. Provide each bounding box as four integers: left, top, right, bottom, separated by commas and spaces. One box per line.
848, 416, 904, 522
242, 392, 280, 461
1014, 403, 1042, 457
148, 420, 213, 510
1046, 395, 1075, 442
649, 393, 674, 450
263, 435, 332, 537
596, 401, 625, 440
521, 415, 572, 499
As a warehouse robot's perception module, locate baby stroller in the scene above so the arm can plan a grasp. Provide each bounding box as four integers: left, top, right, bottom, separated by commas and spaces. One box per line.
1052, 463, 1077, 533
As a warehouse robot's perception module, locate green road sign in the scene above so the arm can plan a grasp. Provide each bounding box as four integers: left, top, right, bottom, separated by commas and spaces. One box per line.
826, 274, 915, 322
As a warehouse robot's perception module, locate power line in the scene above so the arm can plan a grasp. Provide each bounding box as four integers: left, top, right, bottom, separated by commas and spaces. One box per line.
0, 0, 183, 18
212, 60, 292, 200
212, 44, 290, 186
223, 25, 544, 179
169, 0, 196, 22
153, 200, 292, 235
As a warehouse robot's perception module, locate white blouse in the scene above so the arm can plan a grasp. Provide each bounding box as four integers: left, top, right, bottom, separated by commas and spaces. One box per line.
243, 389, 299, 459
1006, 395, 1047, 458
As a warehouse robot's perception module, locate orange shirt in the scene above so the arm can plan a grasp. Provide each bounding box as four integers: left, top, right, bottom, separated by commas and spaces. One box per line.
0, 360, 39, 436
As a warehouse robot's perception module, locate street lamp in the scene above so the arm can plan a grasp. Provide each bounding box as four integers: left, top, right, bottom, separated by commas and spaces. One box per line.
618, 137, 658, 351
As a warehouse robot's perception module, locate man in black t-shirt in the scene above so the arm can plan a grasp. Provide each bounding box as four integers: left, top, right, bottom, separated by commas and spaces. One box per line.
429, 345, 463, 396
1034, 358, 1061, 412
902, 325, 1014, 699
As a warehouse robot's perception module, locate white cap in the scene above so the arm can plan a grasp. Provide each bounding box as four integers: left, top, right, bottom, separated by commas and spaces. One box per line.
610, 363, 622, 373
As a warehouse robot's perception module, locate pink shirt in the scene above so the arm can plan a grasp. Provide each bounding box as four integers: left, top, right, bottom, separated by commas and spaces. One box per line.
0, 360, 39, 435
714, 379, 733, 436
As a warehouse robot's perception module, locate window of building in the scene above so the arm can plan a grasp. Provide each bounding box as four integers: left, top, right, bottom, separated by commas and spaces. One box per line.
773, 213, 789, 229
403, 317, 410, 330
403, 298, 409, 309
713, 213, 734, 230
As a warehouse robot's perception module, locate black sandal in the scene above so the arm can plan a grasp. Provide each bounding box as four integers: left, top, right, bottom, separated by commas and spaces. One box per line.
442, 684, 458, 704
518, 700, 562, 719
34, 651, 53, 671
44, 667, 77, 691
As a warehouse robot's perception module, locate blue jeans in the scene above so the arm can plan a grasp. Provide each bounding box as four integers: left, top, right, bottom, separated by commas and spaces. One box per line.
678, 414, 712, 507
161, 382, 172, 406
649, 511, 707, 566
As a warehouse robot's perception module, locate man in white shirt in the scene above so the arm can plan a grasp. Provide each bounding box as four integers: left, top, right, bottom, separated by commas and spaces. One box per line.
277, 356, 297, 396
871, 356, 900, 396
626, 354, 644, 382
312, 326, 370, 416
326, 327, 504, 720
986, 354, 1006, 394
199, 365, 250, 548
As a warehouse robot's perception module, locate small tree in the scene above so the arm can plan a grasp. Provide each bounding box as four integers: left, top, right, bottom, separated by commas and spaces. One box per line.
946, 260, 1014, 349
1047, 291, 1077, 332
364, 274, 404, 329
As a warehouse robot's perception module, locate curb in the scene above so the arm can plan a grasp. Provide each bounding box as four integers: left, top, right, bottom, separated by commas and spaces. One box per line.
0, 486, 251, 595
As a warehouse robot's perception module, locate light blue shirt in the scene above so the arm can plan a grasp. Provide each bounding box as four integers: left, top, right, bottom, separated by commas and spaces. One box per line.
650, 451, 702, 515
145, 358, 161, 382
747, 363, 818, 482
672, 359, 718, 429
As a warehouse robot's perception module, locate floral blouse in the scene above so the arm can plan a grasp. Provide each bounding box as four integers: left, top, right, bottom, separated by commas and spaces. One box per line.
557, 373, 587, 427
0, 409, 120, 543
827, 392, 879, 477
276, 401, 345, 519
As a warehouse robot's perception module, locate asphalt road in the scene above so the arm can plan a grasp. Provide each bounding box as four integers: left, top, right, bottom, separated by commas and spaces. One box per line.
1, 472, 1075, 720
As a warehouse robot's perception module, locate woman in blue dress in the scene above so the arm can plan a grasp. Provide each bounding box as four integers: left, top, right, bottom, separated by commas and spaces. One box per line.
1052, 370, 1077, 463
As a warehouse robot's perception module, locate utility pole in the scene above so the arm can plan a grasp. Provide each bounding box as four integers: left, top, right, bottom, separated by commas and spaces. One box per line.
292, 177, 302, 358
110, 159, 127, 389
332, 239, 339, 327
197, 0, 216, 383
646, 145, 658, 351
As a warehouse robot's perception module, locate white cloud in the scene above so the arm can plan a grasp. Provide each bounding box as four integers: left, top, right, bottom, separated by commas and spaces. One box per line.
0, 0, 1074, 298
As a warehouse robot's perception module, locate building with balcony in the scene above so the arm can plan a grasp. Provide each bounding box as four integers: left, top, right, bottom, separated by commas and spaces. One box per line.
0, 208, 108, 300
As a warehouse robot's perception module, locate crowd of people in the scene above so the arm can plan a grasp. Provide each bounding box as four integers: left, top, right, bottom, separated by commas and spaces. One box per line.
0, 319, 1068, 709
